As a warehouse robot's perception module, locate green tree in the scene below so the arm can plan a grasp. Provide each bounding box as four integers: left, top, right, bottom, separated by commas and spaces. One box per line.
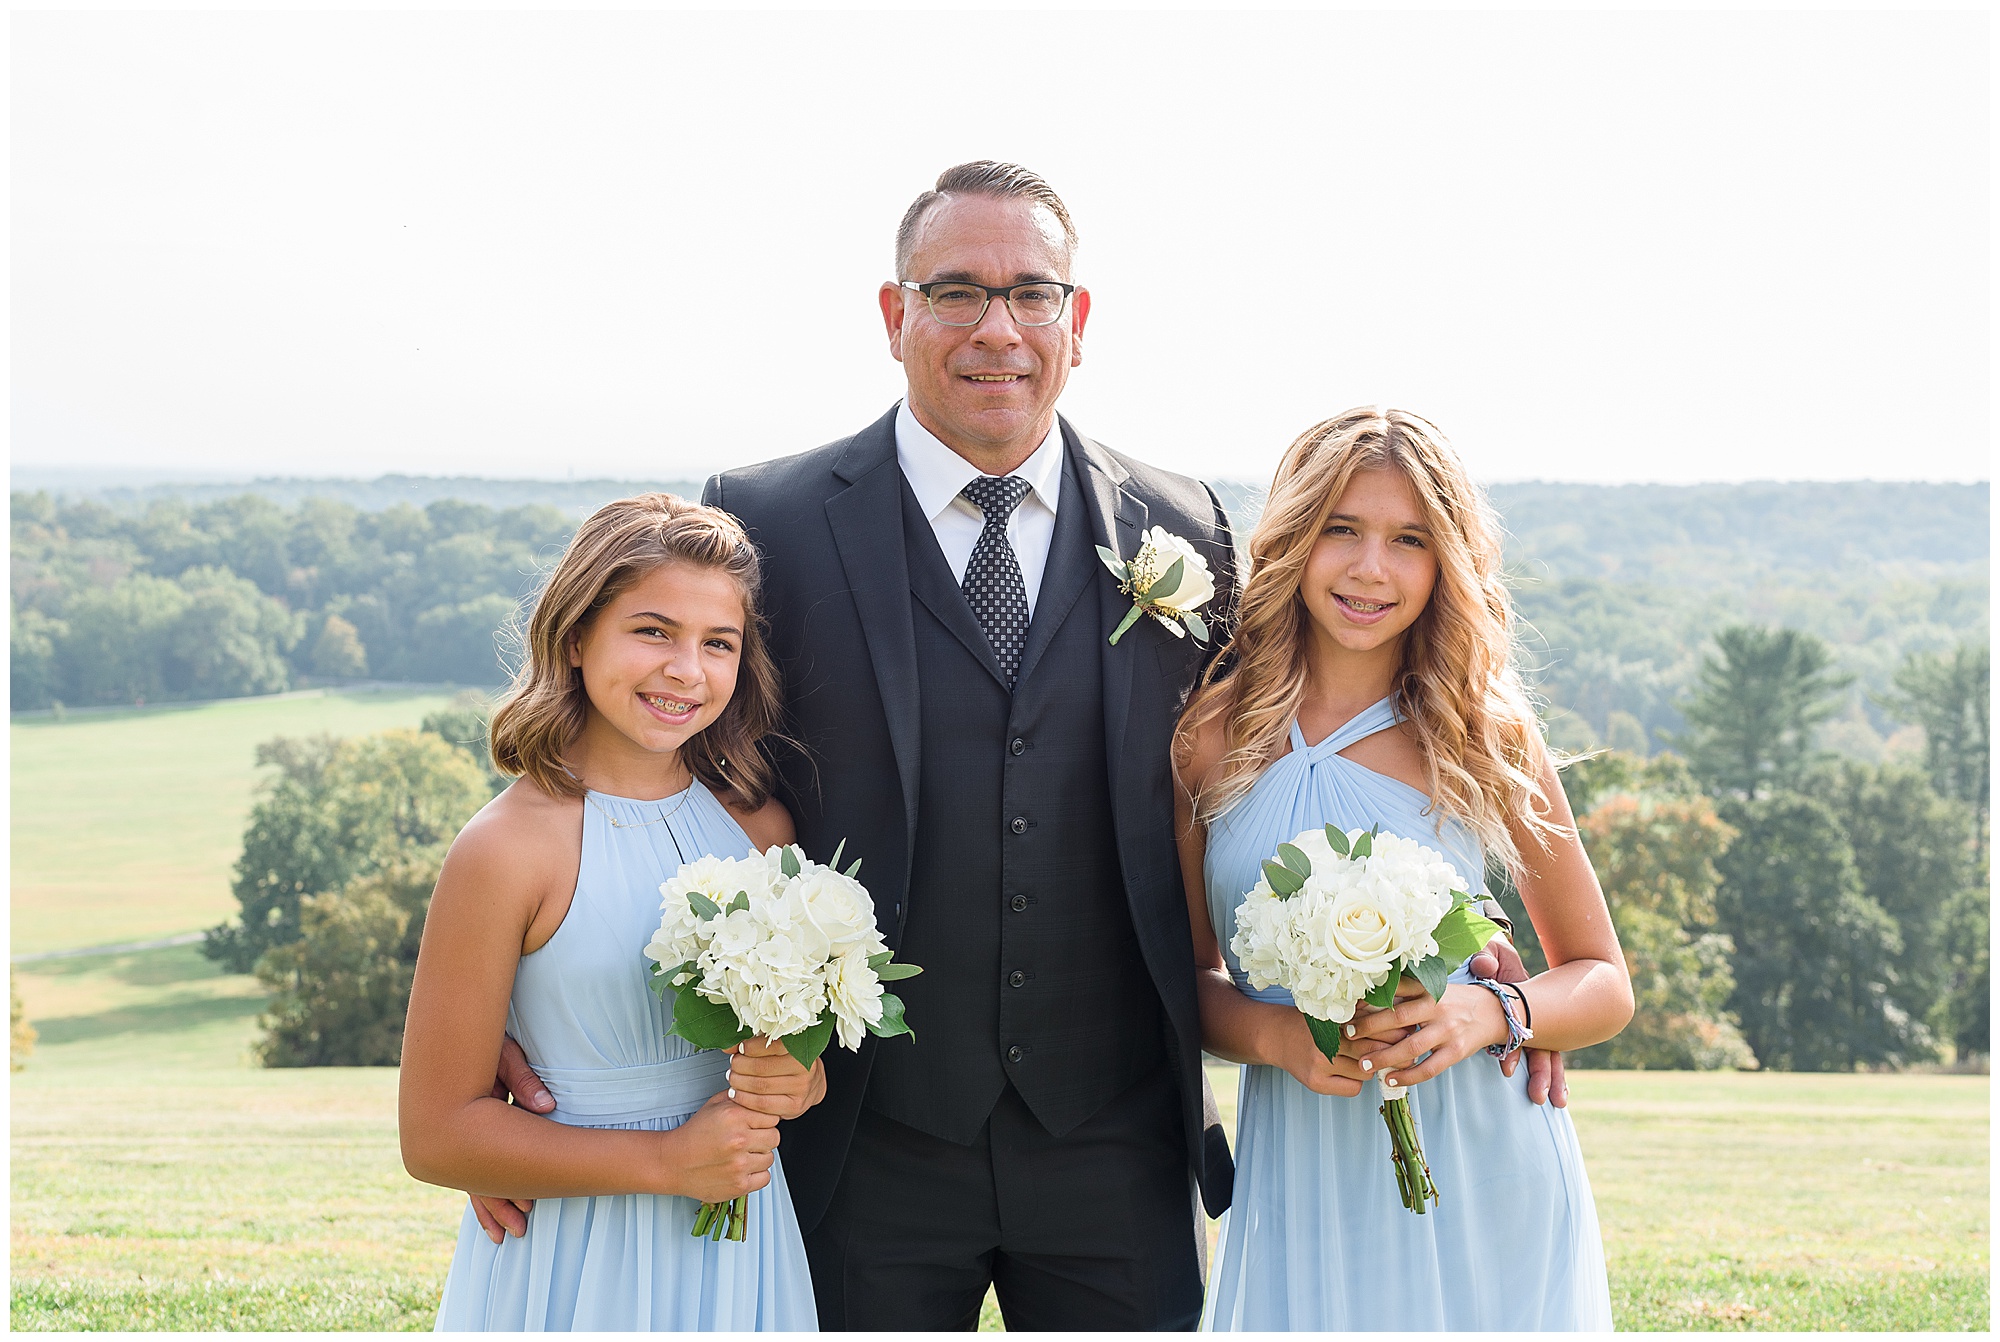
205, 729, 487, 972
308, 613, 369, 679
1680, 625, 1852, 797
1935, 884, 1989, 1060
11, 608, 66, 710
412, 594, 518, 684
421, 690, 509, 794
168, 566, 301, 698
58, 574, 192, 704
1570, 791, 1755, 1070
255, 860, 435, 1067
1882, 642, 1989, 857
1814, 760, 1976, 1052
1714, 792, 1918, 1070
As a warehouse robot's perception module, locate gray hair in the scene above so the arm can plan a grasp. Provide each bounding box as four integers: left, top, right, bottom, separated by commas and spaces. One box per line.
895, 161, 1079, 279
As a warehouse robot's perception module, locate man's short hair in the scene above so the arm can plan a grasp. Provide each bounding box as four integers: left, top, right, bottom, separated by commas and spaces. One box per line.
895, 161, 1079, 280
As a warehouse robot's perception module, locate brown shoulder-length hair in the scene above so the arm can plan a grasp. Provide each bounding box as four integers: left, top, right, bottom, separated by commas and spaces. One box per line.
1176, 407, 1565, 878
489, 493, 783, 807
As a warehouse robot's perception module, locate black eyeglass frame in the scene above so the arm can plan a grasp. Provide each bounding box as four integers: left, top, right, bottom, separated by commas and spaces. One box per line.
897, 279, 1079, 328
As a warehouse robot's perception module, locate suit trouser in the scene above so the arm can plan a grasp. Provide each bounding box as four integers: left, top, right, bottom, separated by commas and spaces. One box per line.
804, 1062, 1204, 1331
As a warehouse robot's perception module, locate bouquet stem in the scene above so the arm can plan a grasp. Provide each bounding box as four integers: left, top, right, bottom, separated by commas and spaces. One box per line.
1379, 1094, 1438, 1214
690, 1194, 748, 1242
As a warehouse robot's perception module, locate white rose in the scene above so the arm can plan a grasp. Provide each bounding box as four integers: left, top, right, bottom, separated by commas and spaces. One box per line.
825, 946, 887, 1051
1134, 527, 1216, 615
790, 869, 880, 957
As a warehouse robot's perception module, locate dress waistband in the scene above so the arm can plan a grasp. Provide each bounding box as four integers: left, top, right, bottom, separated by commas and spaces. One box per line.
535, 1051, 731, 1127
1231, 972, 1297, 1008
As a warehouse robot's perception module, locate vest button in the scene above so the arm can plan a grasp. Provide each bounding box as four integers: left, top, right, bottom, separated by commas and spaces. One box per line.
1009, 969, 1027, 988
1007, 1044, 1025, 1064
1010, 816, 1028, 835
1010, 894, 1029, 913
1010, 737, 1026, 756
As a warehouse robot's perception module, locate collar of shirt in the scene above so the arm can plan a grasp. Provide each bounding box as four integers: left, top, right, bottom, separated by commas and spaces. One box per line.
894, 400, 1064, 526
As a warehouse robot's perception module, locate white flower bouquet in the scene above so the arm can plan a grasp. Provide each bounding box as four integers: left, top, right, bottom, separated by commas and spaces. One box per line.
1230, 824, 1502, 1213
644, 841, 919, 1240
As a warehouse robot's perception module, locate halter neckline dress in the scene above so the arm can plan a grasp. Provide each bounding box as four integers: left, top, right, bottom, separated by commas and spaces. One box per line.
1199, 696, 1611, 1331
433, 781, 818, 1331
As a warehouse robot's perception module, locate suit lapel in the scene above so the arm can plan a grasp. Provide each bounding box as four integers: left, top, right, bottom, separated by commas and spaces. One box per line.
1070, 421, 1150, 811
823, 412, 922, 843
1012, 448, 1092, 688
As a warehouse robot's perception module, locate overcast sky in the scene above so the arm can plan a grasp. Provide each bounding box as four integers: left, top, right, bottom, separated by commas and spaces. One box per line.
11, 8, 1990, 487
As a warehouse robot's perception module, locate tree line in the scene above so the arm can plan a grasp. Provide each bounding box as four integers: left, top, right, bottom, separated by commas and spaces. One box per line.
10, 491, 575, 708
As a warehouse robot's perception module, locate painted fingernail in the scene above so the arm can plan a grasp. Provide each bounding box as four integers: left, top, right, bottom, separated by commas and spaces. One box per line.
1360, 1058, 1373, 1072
1344, 1024, 1356, 1038
727, 1087, 737, 1100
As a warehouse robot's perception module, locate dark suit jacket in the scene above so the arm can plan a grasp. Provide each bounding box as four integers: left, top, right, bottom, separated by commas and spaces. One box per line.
705, 404, 1238, 1232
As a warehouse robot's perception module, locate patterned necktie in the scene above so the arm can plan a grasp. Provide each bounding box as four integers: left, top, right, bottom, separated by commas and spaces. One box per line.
959, 475, 1032, 687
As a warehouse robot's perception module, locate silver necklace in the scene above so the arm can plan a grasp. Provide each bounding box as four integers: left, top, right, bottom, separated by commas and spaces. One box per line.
582, 781, 693, 865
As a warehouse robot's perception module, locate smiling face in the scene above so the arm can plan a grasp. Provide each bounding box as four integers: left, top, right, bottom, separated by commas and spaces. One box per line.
566, 561, 745, 785
878, 193, 1091, 474
1299, 466, 1440, 664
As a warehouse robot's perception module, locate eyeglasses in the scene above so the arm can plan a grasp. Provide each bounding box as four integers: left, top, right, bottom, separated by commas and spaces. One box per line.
898, 279, 1077, 328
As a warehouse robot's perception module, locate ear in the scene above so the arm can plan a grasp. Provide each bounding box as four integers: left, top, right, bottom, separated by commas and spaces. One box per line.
565, 629, 583, 668
879, 282, 909, 362
1067, 286, 1091, 368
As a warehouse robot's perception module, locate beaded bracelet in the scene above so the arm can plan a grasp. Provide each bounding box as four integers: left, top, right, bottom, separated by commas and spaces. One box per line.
1472, 976, 1535, 1060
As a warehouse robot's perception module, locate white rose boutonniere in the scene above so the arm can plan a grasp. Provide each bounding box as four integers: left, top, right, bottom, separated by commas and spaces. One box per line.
1098, 526, 1217, 645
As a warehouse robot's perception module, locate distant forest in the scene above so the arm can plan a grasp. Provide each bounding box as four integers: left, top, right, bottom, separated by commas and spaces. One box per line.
11, 478, 1988, 766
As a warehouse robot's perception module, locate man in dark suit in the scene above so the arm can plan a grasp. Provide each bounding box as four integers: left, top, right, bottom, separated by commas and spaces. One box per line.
695, 162, 1236, 1330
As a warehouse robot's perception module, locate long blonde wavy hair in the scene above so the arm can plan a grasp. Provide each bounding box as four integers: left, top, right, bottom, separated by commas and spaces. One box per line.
489, 493, 783, 808
1177, 407, 1563, 877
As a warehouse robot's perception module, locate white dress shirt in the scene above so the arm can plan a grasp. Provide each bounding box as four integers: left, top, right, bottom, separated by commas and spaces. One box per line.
894, 400, 1063, 620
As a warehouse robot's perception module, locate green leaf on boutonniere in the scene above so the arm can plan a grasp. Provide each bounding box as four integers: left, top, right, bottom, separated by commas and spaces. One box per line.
779, 846, 801, 879
1150, 556, 1185, 602
1411, 954, 1451, 1003
781, 1012, 837, 1071
1324, 824, 1352, 857
1108, 603, 1147, 645
1304, 1014, 1345, 1065
687, 890, 722, 920
1096, 546, 1130, 583
868, 992, 914, 1040
1364, 974, 1401, 1010
1261, 858, 1306, 897
1182, 610, 1209, 641
668, 983, 753, 1052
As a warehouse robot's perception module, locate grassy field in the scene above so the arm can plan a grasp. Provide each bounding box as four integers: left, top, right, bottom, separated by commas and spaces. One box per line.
10, 687, 455, 956
10, 692, 1992, 1330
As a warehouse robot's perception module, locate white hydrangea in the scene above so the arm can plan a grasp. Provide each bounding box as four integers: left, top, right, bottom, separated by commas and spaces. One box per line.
646, 843, 905, 1053
1229, 827, 1464, 1025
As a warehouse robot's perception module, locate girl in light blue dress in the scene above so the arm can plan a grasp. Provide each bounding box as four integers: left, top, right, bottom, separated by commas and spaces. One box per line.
1175, 409, 1631, 1331
401, 494, 819, 1331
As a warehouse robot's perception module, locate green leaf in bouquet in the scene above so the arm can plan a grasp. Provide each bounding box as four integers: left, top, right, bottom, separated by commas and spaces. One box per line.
643, 954, 684, 1000
844, 857, 864, 878
874, 961, 923, 981
726, 891, 750, 915
867, 952, 893, 970
1324, 824, 1351, 857
867, 991, 914, 1040
1276, 842, 1313, 879
781, 1013, 836, 1071
780, 846, 802, 879
687, 890, 722, 920
1430, 903, 1505, 970
1261, 859, 1306, 897
1364, 974, 1400, 1010
1149, 556, 1185, 602
1411, 954, 1451, 1003
668, 983, 752, 1052
1304, 1014, 1345, 1065
829, 838, 847, 871
1351, 832, 1373, 859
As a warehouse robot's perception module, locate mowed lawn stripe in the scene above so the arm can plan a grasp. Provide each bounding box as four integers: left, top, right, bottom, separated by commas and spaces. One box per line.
10, 688, 454, 956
